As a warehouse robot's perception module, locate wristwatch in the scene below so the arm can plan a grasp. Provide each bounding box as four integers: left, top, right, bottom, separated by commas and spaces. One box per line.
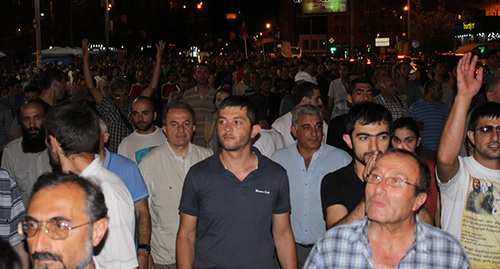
138, 244, 151, 254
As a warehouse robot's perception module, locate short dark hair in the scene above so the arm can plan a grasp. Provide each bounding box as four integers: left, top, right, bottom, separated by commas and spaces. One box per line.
44, 102, 100, 156
31, 173, 107, 223
423, 80, 439, 95
468, 102, 500, 132
24, 85, 42, 95
219, 96, 258, 127
213, 88, 232, 106
348, 77, 373, 95
132, 96, 155, 112
109, 77, 130, 92
41, 69, 65, 90
345, 102, 392, 136
249, 93, 269, 122
162, 101, 196, 126
382, 148, 431, 196
294, 82, 318, 105
392, 117, 420, 139
260, 76, 272, 84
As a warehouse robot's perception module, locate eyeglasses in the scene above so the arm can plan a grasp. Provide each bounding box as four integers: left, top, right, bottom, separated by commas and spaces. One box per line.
366, 174, 417, 188
19, 219, 91, 240
476, 125, 500, 138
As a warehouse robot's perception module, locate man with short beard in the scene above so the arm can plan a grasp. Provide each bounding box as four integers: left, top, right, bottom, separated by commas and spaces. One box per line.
321, 102, 392, 229
23, 173, 109, 269
118, 96, 166, 164
1, 100, 51, 207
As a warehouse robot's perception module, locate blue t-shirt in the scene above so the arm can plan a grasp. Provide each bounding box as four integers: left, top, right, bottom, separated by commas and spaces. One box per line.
179, 147, 291, 268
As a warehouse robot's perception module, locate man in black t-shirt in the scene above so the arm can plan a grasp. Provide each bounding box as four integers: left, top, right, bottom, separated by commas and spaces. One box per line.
321, 102, 392, 229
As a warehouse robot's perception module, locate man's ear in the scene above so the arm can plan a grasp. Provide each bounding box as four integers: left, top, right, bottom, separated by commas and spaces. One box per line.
343, 134, 353, 149
91, 218, 109, 247
48, 135, 60, 153
412, 193, 428, 212
291, 125, 298, 139
346, 93, 353, 105
103, 132, 110, 144
250, 124, 261, 139
162, 126, 167, 136
153, 111, 157, 121
467, 130, 476, 147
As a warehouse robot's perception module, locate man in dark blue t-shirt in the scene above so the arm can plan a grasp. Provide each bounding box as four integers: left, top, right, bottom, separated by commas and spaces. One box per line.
177, 96, 297, 269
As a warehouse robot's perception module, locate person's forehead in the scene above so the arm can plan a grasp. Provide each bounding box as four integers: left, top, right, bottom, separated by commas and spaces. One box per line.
354, 83, 373, 91
298, 113, 322, 124
132, 99, 152, 111
219, 106, 248, 118
477, 116, 500, 127
374, 152, 418, 178
354, 121, 390, 133
28, 183, 87, 222
166, 108, 192, 121
21, 103, 44, 116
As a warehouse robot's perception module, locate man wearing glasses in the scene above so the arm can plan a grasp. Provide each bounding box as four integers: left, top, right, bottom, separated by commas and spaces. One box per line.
437, 53, 500, 268
305, 149, 470, 268
21, 173, 108, 269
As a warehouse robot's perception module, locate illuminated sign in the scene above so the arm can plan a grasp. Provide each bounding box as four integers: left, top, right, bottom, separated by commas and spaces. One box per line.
375, 37, 390, 47
463, 22, 475, 30
302, 0, 347, 14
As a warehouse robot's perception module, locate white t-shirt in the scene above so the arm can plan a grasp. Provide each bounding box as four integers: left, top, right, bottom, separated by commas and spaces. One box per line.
328, 78, 348, 120
272, 112, 328, 147
80, 157, 137, 269
437, 156, 500, 268
117, 127, 166, 164
253, 128, 285, 158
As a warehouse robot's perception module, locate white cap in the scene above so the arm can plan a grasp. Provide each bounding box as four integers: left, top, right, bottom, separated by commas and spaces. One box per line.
294, 71, 317, 85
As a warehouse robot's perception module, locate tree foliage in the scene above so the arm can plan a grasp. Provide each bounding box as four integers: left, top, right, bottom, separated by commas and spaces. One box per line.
411, 0, 455, 52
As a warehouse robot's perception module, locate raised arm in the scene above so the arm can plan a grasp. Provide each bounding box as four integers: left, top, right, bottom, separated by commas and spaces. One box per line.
141, 41, 165, 98
82, 39, 104, 106
437, 53, 483, 183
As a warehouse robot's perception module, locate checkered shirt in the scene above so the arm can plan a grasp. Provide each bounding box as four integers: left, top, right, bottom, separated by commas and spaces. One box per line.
373, 94, 410, 121
304, 216, 470, 269
97, 98, 134, 153
0, 169, 26, 247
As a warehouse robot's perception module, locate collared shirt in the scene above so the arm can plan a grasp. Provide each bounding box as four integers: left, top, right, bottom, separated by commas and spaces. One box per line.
373, 94, 410, 121
1, 138, 52, 207
165, 140, 193, 174
80, 157, 137, 269
0, 169, 25, 247
304, 216, 470, 268
97, 98, 134, 153
271, 143, 351, 244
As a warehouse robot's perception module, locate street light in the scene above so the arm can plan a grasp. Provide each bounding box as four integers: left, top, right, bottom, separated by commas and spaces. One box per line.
197, 2, 203, 9
266, 23, 271, 29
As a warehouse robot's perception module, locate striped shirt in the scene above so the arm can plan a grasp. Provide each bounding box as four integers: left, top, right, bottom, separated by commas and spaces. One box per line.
0, 169, 26, 247
1, 138, 52, 207
409, 98, 450, 151
97, 98, 134, 153
181, 86, 215, 147
304, 216, 470, 269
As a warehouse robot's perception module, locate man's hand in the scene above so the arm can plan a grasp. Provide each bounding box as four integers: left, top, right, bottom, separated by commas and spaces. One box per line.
156, 41, 165, 61
457, 52, 483, 98
82, 39, 90, 61
362, 151, 379, 181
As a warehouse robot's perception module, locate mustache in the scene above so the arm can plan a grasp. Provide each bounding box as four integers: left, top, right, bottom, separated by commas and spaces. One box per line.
28, 127, 40, 132
32, 252, 63, 263
363, 151, 383, 158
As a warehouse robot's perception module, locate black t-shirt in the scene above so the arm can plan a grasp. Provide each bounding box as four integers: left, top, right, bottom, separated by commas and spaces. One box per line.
265, 92, 281, 125
326, 114, 351, 154
321, 160, 365, 218
273, 77, 294, 98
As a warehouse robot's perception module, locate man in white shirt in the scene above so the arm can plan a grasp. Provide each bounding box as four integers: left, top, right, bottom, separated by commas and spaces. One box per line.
139, 102, 212, 268
118, 96, 166, 164
44, 102, 137, 269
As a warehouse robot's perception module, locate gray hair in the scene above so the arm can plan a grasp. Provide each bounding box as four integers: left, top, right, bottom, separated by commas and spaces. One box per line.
291, 104, 323, 129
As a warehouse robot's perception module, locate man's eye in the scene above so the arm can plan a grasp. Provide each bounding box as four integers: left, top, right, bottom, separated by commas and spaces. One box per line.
379, 135, 388, 140
393, 137, 401, 143
359, 136, 368, 141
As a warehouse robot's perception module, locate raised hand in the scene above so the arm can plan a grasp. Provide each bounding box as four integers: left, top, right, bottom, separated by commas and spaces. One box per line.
82, 39, 90, 61
456, 52, 483, 98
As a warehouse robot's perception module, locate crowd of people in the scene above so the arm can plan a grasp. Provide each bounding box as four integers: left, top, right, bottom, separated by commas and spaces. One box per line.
0, 40, 499, 269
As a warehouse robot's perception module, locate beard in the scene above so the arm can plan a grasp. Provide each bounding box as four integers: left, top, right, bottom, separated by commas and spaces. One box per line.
135, 120, 154, 132
21, 126, 47, 153
353, 148, 383, 166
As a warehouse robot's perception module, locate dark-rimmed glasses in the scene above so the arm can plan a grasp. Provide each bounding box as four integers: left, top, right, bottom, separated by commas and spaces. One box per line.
366, 174, 417, 188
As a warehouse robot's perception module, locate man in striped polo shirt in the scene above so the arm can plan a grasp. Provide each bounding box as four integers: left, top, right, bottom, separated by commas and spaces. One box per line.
409, 80, 450, 160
